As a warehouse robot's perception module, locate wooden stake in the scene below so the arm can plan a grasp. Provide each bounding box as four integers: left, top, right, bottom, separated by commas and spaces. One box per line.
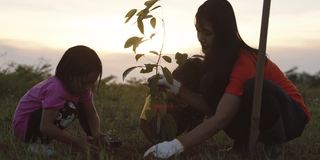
249, 0, 271, 159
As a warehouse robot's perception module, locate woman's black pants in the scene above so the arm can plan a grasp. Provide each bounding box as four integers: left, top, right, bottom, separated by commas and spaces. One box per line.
224, 79, 308, 145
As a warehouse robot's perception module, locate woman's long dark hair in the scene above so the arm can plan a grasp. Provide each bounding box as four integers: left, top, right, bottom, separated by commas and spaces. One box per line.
55, 45, 102, 94
196, 0, 257, 113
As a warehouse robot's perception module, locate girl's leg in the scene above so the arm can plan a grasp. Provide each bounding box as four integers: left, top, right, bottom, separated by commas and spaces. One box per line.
25, 101, 80, 143
24, 109, 55, 156
25, 109, 51, 144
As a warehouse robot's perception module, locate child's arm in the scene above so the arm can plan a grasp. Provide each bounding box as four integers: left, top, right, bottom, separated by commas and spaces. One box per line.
81, 100, 101, 138
40, 108, 90, 152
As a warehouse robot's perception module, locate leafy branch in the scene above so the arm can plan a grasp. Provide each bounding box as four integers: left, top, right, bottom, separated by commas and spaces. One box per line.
122, 0, 188, 84
122, 0, 190, 142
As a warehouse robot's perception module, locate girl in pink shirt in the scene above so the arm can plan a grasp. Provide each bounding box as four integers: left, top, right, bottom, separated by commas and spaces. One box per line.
12, 45, 106, 155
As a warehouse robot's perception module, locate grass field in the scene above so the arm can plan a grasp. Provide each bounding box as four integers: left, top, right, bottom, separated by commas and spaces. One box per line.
0, 83, 319, 160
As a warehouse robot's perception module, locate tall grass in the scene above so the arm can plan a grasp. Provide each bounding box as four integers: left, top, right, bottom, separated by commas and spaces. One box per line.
0, 64, 319, 159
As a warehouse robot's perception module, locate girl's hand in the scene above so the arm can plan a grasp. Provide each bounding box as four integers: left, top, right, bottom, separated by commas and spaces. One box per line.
87, 135, 102, 148
88, 132, 122, 149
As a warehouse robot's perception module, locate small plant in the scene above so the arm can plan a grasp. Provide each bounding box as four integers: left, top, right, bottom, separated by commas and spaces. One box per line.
123, 0, 188, 142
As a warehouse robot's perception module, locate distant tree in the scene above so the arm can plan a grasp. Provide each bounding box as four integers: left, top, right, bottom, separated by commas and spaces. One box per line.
126, 77, 145, 85
285, 67, 320, 100
0, 62, 51, 98
285, 66, 299, 84
285, 67, 320, 87
101, 75, 117, 85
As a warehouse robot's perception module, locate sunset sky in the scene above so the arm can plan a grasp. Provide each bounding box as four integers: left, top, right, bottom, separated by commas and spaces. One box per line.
0, 0, 319, 81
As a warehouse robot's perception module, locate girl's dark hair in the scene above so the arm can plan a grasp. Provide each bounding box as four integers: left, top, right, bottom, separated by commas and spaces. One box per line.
196, 0, 257, 111
55, 45, 102, 93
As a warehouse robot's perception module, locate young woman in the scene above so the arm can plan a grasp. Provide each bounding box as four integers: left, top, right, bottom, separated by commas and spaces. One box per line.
144, 0, 310, 159
139, 58, 205, 143
12, 45, 106, 155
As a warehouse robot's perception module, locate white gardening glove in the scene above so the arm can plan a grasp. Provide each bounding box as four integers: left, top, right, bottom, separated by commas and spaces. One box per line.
143, 139, 184, 159
158, 76, 182, 95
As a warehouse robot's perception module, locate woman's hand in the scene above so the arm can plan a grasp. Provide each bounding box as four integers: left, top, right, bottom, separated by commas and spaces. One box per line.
143, 139, 184, 159
157, 75, 182, 95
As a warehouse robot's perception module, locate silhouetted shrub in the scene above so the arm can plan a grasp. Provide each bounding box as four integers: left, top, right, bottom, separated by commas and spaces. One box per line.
0, 63, 51, 98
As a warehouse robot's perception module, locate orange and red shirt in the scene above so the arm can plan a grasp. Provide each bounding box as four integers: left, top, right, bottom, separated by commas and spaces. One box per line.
225, 49, 311, 120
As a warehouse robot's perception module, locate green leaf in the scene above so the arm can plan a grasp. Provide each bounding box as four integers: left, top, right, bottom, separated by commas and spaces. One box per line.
175, 52, 188, 66
132, 44, 138, 53
161, 66, 173, 84
144, 0, 158, 8
162, 55, 172, 63
125, 9, 137, 23
124, 36, 144, 53
150, 17, 156, 28
150, 33, 156, 39
137, 9, 149, 19
122, 66, 140, 81
135, 54, 144, 61
124, 36, 143, 48
149, 50, 158, 55
150, 5, 161, 11
148, 75, 161, 96
191, 54, 204, 59
133, 39, 147, 53
144, 15, 153, 19
137, 19, 144, 34
140, 64, 157, 73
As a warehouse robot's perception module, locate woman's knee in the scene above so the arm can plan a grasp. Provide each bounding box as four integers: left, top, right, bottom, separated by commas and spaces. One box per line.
242, 79, 286, 129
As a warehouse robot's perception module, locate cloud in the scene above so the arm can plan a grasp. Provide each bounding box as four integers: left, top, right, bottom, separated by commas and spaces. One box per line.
0, 40, 178, 82
268, 46, 320, 74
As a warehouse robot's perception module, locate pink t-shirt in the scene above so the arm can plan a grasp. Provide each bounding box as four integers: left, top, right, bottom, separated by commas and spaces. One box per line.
11, 76, 92, 141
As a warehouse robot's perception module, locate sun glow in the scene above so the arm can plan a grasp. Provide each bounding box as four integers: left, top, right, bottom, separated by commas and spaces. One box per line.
1, 0, 319, 76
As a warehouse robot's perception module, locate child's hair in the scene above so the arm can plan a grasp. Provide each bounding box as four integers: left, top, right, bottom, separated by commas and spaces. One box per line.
55, 45, 102, 92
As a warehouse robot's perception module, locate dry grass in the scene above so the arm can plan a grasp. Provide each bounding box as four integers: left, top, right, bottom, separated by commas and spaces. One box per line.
0, 84, 319, 160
